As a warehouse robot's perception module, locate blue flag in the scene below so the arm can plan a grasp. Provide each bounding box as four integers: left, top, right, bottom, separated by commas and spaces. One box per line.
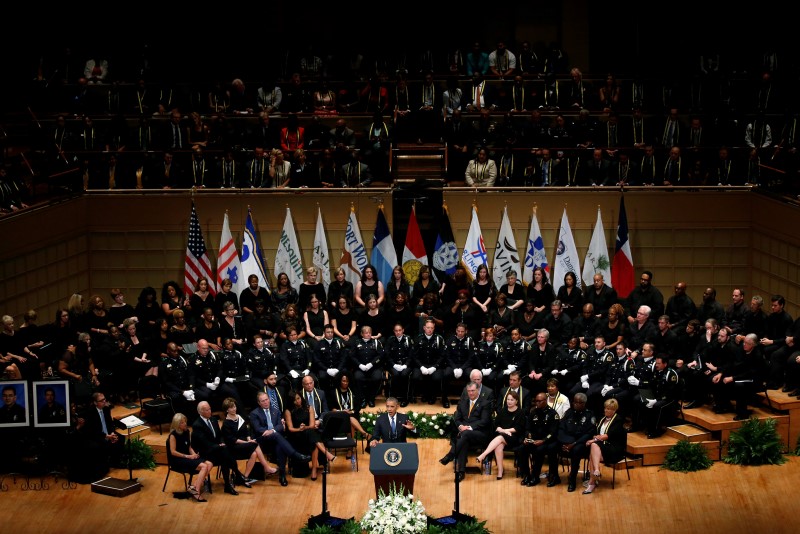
241, 208, 271, 294
371, 206, 398, 285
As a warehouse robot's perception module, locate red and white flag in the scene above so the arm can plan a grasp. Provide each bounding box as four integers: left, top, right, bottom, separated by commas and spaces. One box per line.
402, 205, 428, 285
612, 196, 635, 298
216, 211, 242, 296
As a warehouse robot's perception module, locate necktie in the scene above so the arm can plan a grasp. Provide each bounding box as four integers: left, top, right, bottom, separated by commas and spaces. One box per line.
265, 408, 274, 430
269, 388, 278, 409
390, 416, 396, 434
99, 410, 109, 435
475, 84, 481, 110
468, 400, 475, 417
308, 392, 317, 418
206, 417, 215, 437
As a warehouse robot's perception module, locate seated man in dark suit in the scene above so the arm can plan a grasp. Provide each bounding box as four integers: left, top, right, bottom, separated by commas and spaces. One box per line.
368, 396, 417, 451
191, 400, 248, 495
249, 391, 311, 487
498, 370, 531, 413
79, 391, 124, 467
459, 369, 495, 414
439, 381, 492, 480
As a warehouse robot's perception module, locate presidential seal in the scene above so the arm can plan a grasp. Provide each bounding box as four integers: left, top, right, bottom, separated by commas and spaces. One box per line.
383, 447, 403, 467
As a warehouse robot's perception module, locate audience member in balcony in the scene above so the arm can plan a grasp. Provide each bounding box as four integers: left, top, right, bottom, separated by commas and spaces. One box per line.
257, 77, 282, 115
311, 77, 337, 116
391, 75, 414, 143
268, 149, 292, 188
314, 147, 338, 188
216, 149, 240, 189
283, 72, 310, 114
465, 147, 497, 187
488, 41, 516, 80
610, 150, 637, 186
356, 77, 389, 115
338, 149, 373, 188
443, 110, 470, 184
558, 148, 584, 187
415, 71, 441, 144
547, 114, 572, 148
637, 144, 660, 186
744, 113, 773, 151
560, 67, 589, 109
595, 111, 623, 154
661, 146, 687, 186
229, 78, 255, 115
568, 108, 599, 150
329, 118, 356, 168
465, 41, 489, 77
246, 146, 270, 188
287, 149, 319, 188
363, 110, 392, 181
465, 72, 494, 113
584, 148, 611, 186
279, 113, 305, 160
442, 75, 463, 120
247, 112, 279, 152
84, 55, 109, 84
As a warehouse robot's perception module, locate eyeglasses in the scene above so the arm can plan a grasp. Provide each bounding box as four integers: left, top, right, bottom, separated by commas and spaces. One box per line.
95, 398, 107, 403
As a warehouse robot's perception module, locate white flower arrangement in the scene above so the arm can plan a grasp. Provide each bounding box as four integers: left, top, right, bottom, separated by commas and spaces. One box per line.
360, 485, 427, 534
359, 410, 455, 439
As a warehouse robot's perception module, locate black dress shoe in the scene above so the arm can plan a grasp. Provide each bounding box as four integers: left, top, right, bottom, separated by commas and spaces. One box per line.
528, 478, 540, 487
368, 400, 375, 408
733, 411, 752, 421
224, 484, 239, 496
294, 453, 312, 463
682, 400, 697, 409
439, 454, 454, 466
455, 472, 465, 482
235, 474, 252, 488
547, 476, 561, 487
427, 398, 435, 405
782, 385, 797, 394
520, 476, 530, 486
567, 482, 576, 492
442, 399, 450, 409
279, 473, 288, 486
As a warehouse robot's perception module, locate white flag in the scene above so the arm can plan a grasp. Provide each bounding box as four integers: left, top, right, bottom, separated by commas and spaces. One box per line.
340, 208, 368, 286
552, 207, 582, 295
522, 208, 549, 287
216, 211, 243, 296
241, 208, 270, 293
460, 206, 488, 282
492, 206, 521, 288
582, 207, 611, 288
313, 207, 331, 291
275, 207, 304, 289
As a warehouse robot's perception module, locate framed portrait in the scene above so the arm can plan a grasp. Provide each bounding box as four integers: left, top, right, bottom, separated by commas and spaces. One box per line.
0, 380, 29, 427
33, 380, 71, 428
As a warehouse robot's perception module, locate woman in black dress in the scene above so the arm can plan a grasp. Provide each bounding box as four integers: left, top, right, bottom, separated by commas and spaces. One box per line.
298, 267, 327, 312
583, 398, 626, 494
134, 286, 161, 338
284, 391, 336, 480
471, 264, 497, 317
187, 277, 214, 327
384, 265, 411, 310
450, 289, 483, 342
556, 271, 583, 320
487, 293, 515, 342
303, 295, 329, 345
161, 281, 188, 325
221, 397, 278, 482
327, 267, 354, 313
600, 303, 627, 351
215, 278, 240, 318
358, 295, 386, 341
219, 300, 246, 349
516, 299, 538, 342
355, 264, 385, 310
412, 265, 440, 306
168, 413, 213, 502
329, 373, 370, 441
167, 309, 195, 348
526, 267, 555, 326
331, 296, 358, 345
271, 272, 299, 314
475, 390, 525, 479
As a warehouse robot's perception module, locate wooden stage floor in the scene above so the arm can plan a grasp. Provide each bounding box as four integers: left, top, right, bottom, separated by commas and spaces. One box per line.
1, 438, 798, 534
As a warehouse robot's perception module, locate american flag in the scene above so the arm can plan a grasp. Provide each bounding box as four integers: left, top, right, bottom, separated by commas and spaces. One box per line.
184, 202, 216, 297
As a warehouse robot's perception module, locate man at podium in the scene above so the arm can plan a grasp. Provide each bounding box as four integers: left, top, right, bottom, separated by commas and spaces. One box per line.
368, 397, 416, 450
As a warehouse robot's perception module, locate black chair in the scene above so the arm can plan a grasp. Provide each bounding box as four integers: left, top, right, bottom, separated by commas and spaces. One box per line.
162, 438, 195, 492
322, 411, 358, 472
138, 376, 174, 435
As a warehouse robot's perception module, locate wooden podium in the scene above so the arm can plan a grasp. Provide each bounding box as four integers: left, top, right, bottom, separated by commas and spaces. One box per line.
368, 443, 419, 497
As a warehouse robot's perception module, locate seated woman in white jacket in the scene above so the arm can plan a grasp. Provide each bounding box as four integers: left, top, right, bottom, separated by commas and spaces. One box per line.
465, 147, 498, 187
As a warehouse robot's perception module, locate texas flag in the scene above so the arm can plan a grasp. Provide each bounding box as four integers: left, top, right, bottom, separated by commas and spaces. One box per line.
612, 196, 635, 298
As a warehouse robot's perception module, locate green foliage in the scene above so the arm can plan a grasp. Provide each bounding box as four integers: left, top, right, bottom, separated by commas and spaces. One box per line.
795, 432, 800, 456
299, 520, 361, 534
723, 417, 787, 466
300, 518, 491, 533
662, 439, 713, 472
359, 410, 455, 439
124, 437, 156, 470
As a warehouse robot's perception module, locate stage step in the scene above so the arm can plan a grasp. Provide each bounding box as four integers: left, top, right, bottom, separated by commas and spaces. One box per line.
627, 431, 721, 466
679, 405, 790, 454
666, 424, 712, 442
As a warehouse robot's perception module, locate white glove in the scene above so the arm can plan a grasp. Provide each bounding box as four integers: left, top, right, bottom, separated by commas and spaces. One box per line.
225, 377, 235, 383
454, 368, 463, 379
419, 366, 428, 375
551, 369, 559, 375
364, 363, 373, 371
207, 382, 218, 391
214, 377, 221, 386
580, 374, 589, 382
628, 376, 640, 386
581, 381, 590, 389
482, 368, 491, 376
503, 368, 511, 375
646, 399, 657, 408
560, 370, 568, 376
359, 364, 368, 372
327, 368, 338, 377
188, 392, 196, 401
400, 365, 407, 371
428, 367, 437, 374
183, 390, 193, 400
601, 385, 611, 397
508, 365, 517, 372
303, 369, 310, 376
290, 370, 300, 379
393, 364, 403, 372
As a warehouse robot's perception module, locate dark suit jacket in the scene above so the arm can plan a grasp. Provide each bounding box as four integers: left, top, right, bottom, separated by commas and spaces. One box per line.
249, 403, 286, 436
497, 386, 531, 412
453, 396, 492, 434
370, 412, 416, 444
191, 415, 224, 455
302, 388, 329, 420
459, 384, 495, 414
80, 406, 117, 443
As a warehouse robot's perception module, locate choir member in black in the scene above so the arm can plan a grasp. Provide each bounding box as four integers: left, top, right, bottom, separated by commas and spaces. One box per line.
331, 295, 358, 346
411, 265, 440, 306
107, 288, 136, 330
572, 303, 601, 350
298, 267, 327, 312
244, 299, 280, 350
582, 398, 626, 494
556, 272, 583, 320
626, 271, 665, 325
762, 295, 794, 390
627, 305, 658, 353
711, 334, 767, 420
526, 267, 555, 328
654, 314, 680, 364
487, 293, 515, 343
471, 265, 496, 330
515, 299, 538, 342
385, 323, 415, 406
168, 309, 195, 348
195, 307, 222, 351
584, 274, 617, 320
600, 303, 627, 351
412, 319, 446, 405
350, 325, 384, 408
219, 301, 247, 351
239, 274, 270, 317
415, 292, 445, 337
313, 325, 347, 393
665, 281, 697, 333
279, 327, 312, 393
358, 295, 386, 342
474, 390, 525, 479
475, 327, 504, 394
215, 278, 240, 319
541, 300, 574, 347
449, 289, 483, 343
384, 291, 415, 339
384, 266, 411, 312
327, 267, 354, 314
524, 328, 558, 395
303, 296, 329, 347
558, 392, 596, 492
518, 392, 560, 487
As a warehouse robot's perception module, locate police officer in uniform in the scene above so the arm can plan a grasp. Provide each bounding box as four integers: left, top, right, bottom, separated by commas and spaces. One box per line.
502, 327, 532, 386
627, 342, 657, 432
518, 392, 560, 487
246, 334, 279, 395
313, 324, 348, 393
557, 392, 596, 492
279, 326, 312, 392
191, 339, 224, 409
443, 323, 477, 408
412, 319, 446, 405
643, 354, 679, 438
552, 336, 587, 394
569, 336, 614, 400
350, 325, 384, 408
218, 337, 248, 407
159, 341, 196, 416
385, 323, 415, 407
475, 327, 504, 394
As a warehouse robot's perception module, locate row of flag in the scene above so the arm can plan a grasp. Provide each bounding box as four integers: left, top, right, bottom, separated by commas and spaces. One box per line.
183, 196, 636, 304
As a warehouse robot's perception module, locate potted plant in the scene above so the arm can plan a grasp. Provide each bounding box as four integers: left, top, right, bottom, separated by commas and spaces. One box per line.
723, 418, 786, 466
662, 439, 713, 472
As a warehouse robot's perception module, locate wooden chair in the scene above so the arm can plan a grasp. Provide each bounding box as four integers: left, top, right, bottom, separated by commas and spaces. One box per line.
162, 438, 195, 492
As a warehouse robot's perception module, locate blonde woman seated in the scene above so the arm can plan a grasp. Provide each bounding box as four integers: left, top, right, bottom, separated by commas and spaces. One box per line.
475, 390, 525, 479
221, 397, 278, 484
169, 413, 214, 502
583, 398, 626, 494
465, 147, 497, 187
